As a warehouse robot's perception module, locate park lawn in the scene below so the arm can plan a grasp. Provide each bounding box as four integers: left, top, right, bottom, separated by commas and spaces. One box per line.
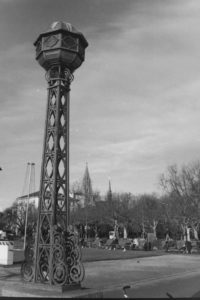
81, 247, 166, 262
13, 240, 166, 263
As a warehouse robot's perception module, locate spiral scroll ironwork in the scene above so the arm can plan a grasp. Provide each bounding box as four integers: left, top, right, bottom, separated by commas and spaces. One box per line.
64, 230, 85, 284
21, 226, 85, 286
21, 236, 35, 282
51, 226, 85, 285
45, 66, 74, 87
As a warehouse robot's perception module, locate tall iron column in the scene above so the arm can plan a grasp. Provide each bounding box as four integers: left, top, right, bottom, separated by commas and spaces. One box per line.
21, 21, 88, 288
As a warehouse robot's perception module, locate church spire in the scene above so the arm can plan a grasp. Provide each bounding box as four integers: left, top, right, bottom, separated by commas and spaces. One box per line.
107, 178, 112, 203
107, 178, 115, 219
82, 162, 93, 206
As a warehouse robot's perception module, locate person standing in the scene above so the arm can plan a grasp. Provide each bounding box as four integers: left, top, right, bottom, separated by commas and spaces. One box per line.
186, 228, 192, 254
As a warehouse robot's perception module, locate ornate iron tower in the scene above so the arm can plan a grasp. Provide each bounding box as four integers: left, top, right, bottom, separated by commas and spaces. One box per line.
21, 21, 88, 289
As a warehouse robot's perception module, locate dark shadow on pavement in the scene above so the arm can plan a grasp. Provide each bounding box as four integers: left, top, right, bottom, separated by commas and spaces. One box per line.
192, 290, 200, 298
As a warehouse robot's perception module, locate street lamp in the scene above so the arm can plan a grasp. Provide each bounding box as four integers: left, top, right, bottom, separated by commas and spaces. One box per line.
21, 21, 88, 289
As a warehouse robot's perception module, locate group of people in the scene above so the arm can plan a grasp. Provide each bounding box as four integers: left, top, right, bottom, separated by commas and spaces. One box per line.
165, 231, 193, 254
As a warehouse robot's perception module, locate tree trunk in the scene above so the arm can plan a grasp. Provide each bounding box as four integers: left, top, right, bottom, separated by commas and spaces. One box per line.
123, 226, 127, 239
192, 224, 199, 240
181, 224, 187, 241
186, 227, 191, 241
152, 220, 158, 239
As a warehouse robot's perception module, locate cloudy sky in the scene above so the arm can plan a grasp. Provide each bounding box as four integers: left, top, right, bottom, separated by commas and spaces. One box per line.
0, 0, 200, 210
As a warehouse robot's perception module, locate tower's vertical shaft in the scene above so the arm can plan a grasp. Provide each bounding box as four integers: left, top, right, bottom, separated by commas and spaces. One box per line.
34, 66, 73, 284
21, 21, 88, 288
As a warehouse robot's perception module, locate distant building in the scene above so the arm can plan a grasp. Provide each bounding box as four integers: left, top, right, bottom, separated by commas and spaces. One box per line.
16, 191, 39, 208
16, 191, 86, 212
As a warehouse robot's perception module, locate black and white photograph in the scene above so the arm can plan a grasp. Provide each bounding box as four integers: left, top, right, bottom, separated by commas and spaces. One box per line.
0, 0, 200, 298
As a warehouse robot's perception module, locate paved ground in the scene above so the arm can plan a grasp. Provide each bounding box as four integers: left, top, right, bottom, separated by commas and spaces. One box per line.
82, 253, 200, 294
0, 253, 200, 297
104, 271, 200, 298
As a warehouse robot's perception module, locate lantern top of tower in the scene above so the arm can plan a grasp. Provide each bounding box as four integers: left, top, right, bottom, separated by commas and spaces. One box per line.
34, 21, 88, 72
34, 21, 88, 48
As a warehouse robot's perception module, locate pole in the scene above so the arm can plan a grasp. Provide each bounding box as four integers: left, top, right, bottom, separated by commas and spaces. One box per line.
24, 163, 32, 250
85, 202, 88, 242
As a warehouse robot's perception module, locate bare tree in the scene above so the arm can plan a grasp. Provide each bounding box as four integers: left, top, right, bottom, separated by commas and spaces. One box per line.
159, 161, 200, 240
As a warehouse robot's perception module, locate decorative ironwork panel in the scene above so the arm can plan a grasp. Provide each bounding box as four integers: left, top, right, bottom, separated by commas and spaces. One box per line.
43, 35, 59, 49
